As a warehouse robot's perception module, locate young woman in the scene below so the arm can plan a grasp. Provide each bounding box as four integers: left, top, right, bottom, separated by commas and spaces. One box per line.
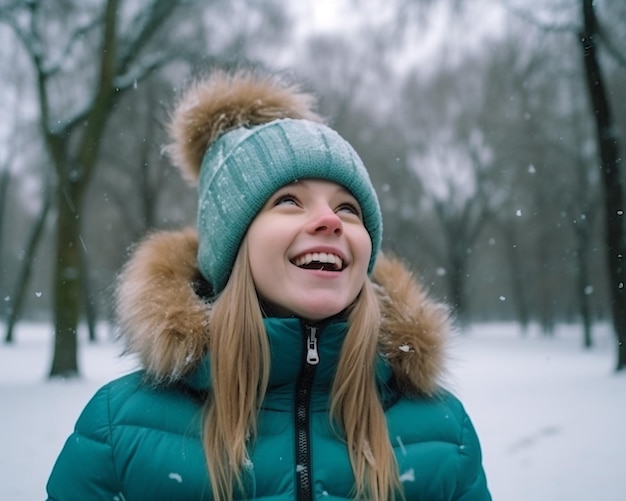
46, 70, 491, 500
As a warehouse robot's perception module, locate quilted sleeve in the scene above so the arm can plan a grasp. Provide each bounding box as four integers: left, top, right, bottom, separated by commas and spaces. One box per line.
46, 383, 121, 501
454, 406, 492, 501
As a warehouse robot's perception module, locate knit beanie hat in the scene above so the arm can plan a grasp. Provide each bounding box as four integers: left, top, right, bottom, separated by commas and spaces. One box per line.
166, 70, 382, 296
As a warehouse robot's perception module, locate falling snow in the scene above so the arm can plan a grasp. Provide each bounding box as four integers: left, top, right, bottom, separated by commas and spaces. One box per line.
168, 472, 183, 483
399, 468, 416, 483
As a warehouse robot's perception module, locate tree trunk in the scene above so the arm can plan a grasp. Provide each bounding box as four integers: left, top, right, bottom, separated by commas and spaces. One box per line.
80, 245, 98, 342
48, 181, 82, 377
573, 215, 594, 348
501, 224, 530, 334
4, 187, 51, 344
577, 243, 593, 349
579, 0, 626, 370
48, 0, 118, 375
0, 168, 9, 297
537, 238, 555, 336
448, 242, 468, 328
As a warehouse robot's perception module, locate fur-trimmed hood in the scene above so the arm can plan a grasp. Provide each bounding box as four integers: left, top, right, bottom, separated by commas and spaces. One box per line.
116, 229, 450, 396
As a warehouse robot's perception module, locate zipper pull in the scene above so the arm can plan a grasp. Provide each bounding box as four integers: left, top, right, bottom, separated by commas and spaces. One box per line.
306, 326, 320, 366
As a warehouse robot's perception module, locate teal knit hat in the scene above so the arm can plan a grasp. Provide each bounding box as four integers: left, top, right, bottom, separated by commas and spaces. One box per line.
167, 71, 382, 296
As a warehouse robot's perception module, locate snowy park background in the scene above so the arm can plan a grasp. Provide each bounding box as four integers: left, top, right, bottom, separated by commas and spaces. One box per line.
1, 321, 624, 500
1, 1, 625, 499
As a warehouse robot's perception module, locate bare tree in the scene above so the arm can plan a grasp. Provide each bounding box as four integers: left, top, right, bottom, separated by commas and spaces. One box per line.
579, 0, 626, 370
4, 182, 51, 344
0, 0, 195, 377
0, 163, 10, 299
0, 25, 40, 340
0, 167, 9, 307
408, 132, 496, 325
504, 0, 625, 364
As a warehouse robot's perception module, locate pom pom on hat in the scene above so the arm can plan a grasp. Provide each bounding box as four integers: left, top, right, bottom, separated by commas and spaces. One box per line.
166, 69, 383, 296
166, 70, 324, 184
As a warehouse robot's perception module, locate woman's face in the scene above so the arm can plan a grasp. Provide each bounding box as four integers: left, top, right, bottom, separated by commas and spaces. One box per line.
247, 179, 372, 321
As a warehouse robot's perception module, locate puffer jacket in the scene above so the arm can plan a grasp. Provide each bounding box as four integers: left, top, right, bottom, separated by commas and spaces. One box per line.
46, 229, 491, 501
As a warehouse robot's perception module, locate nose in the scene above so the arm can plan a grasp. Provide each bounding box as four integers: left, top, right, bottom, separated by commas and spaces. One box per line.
307, 206, 343, 236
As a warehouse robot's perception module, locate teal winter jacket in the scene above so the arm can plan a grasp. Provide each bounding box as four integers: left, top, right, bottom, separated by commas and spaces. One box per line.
46, 229, 491, 500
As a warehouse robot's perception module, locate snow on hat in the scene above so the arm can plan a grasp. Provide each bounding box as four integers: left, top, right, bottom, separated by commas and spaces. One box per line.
166, 70, 382, 296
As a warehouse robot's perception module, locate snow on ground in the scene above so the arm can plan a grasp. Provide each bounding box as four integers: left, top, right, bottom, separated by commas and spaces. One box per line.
1, 322, 624, 500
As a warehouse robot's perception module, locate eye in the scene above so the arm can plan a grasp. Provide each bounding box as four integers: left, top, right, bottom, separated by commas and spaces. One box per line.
337, 201, 362, 218
272, 193, 299, 207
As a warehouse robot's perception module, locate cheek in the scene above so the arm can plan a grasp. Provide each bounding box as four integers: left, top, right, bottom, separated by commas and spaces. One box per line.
247, 225, 285, 296
248, 255, 275, 304
246, 227, 266, 283
355, 230, 373, 269
248, 239, 270, 281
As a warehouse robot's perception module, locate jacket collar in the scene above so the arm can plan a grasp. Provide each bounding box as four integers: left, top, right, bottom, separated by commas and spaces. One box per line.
183, 317, 396, 412
183, 317, 349, 390
116, 229, 450, 396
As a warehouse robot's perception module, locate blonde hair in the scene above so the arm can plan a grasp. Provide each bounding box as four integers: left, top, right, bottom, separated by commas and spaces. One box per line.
203, 240, 402, 500
333, 278, 402, 500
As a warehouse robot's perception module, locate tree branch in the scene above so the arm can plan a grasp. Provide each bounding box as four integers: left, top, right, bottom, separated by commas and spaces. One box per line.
116, 0, 182, 73
596, 19, 626, 70
113, 52, 177, 91
43, 16, 103, 77
506, 4, 578, 34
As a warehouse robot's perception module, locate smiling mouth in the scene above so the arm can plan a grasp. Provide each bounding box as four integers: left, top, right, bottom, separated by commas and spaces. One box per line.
292, 252, 344, 271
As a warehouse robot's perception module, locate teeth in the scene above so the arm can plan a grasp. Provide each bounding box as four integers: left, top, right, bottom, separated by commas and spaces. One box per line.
294, 252, 343, 270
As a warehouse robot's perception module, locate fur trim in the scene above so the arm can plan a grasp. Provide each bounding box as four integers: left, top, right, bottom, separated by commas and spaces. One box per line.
115, 229, 210, 382
116, 230, 450, 394
373, 255, 449, 396
166, 70, 324, 185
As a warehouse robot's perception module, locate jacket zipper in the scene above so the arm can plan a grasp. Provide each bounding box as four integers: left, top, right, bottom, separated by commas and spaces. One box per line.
295, 323, 320, 500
